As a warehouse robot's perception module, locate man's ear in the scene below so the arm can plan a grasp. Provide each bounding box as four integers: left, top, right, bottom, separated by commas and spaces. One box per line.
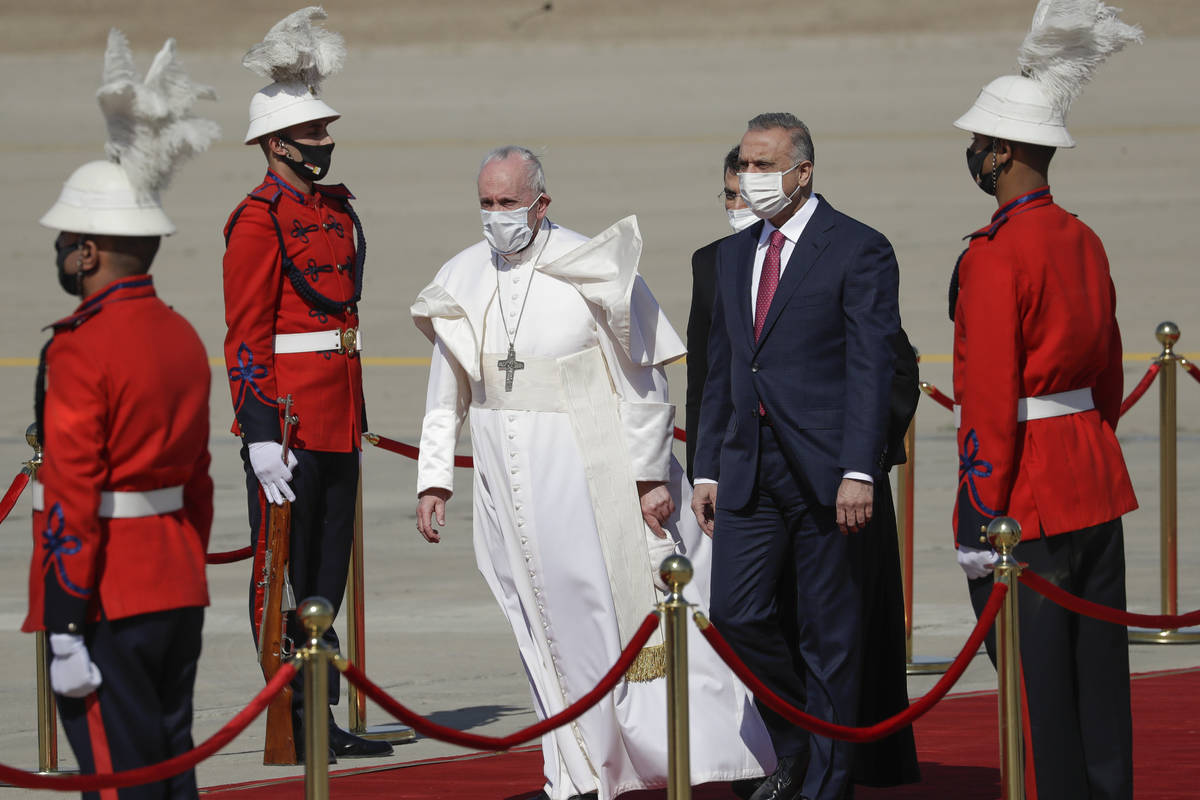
994, 139, 1015, 168
78, 238, 101, 271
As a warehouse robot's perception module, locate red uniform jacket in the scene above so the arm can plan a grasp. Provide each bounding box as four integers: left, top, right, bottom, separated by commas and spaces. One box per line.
24, 276, 212, 633
222, 171, 365, 452
952, 188, 1137, 547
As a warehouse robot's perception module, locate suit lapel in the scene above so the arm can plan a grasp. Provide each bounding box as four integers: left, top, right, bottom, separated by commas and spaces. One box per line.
734, 222, 762, 348
755, 198, 834, 351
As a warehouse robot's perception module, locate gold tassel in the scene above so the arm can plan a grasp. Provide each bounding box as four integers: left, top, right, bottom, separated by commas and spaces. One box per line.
624, 643, 667, 683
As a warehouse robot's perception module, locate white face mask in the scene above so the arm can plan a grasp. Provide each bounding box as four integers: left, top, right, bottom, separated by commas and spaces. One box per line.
738, 163, 802, 219
481, 194, 543, 255
726, 206, 758, 232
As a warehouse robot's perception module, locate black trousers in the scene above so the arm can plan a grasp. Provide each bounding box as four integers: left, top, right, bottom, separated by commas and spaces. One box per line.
710, 426, 863, 800
57, 607, 204, 800
242, 446, 358, 706
969, 518, 1133, 800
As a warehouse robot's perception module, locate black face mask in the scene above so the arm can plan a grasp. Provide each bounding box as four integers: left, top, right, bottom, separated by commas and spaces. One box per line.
276, 135, 335, 181
54, 239, 84, 296
966, 142, 999, 196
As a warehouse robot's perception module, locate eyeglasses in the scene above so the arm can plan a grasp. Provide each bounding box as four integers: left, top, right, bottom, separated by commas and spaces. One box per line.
718, 188, 740, 203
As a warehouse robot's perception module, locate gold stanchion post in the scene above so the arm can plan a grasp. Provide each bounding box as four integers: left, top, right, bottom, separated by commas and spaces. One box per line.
988, 517, 1025, 800
659, 555, 693, 800
896, 413, 952, 675
1130, 322, 1200, 643
26, 423, 59, 774
298, 597, 332, 800
344, 454, 414, 743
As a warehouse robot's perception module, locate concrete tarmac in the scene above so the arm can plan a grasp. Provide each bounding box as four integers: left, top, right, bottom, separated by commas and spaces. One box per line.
0, 3, 1198, 794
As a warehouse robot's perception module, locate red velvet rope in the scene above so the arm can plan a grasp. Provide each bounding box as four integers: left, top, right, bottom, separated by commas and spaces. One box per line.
205, 546, 253, 564
339, 612, 661, 750
1120, 361, 1161, 416
0, 469, 30, 526
919, 381, 955, 411
1020, 571, 1200, 629
0, 662, 297, 790
698, 582, 1008, 743
365, 433, 474, 468
1182, 358, 1200, 386
367, 430, 690, 462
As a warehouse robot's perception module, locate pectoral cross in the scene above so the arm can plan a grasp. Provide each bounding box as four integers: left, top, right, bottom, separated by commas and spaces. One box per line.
497, 344, 525, 392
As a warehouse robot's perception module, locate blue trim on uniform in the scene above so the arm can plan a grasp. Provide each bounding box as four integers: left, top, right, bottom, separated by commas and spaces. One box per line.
291, 219, 320, 243
266, 171, 306, 204
966, 187, 1054, 241
78, 276, 154, 312
991, 187, 1052, 221
958, 429, 1001, 517
42, 504, 89, 597
228, 343, 272, 407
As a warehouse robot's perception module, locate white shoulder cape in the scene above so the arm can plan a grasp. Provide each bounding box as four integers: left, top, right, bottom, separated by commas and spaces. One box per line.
411, 216, 686, 381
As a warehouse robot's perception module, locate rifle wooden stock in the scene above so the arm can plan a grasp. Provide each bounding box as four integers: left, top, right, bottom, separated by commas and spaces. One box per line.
260, 499, 296, 765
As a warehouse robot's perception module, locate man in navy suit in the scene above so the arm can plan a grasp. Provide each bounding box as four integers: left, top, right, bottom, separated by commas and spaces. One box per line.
692, 113, 902, 800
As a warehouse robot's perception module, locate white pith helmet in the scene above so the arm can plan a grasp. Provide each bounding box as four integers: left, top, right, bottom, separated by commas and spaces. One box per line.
40, 160, 177, 236
242, 8, 345, 144
954, 75, 1076, 149
39, 30, 218, 238
244, 80, 340, 144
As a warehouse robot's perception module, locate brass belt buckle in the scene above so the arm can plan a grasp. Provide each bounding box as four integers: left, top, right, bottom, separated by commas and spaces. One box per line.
339, 326, 358, 355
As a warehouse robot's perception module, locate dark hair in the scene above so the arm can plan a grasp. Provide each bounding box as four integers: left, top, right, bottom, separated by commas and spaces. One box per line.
747, 112, 815, 165
723, 144, 740, 176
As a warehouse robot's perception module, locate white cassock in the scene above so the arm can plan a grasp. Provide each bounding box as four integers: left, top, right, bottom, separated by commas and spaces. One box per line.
412, 217, 775, 799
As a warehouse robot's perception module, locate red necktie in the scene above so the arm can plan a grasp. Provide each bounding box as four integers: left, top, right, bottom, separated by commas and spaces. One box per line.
755, 229, 786, 341
755, 229, 785, 417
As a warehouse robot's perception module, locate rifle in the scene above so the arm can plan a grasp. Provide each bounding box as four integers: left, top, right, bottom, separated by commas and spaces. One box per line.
259, 395, 299, 765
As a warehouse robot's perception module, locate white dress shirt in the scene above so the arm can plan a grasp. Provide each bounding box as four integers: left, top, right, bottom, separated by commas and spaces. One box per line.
697, 195, 872, 486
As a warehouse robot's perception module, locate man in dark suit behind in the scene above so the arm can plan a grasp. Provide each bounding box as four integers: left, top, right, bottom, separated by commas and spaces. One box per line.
692, 113, 904, 800
686, 144, 755, 479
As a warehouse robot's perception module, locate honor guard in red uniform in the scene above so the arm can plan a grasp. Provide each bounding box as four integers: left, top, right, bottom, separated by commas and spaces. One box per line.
24, 30, 216, 799
949, 3, 1142, 797
224, 8, 389, 761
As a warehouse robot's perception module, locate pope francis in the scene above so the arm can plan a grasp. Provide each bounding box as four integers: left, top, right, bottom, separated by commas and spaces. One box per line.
412, 146, 774, 800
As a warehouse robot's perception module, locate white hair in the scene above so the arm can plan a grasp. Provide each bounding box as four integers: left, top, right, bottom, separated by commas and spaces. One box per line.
479, 146, 546, 196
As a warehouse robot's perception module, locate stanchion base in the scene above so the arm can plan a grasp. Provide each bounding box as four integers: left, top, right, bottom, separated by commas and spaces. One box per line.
906, 656, 955, 676
349, 722, 417, 744
1128, 626, 1200, 645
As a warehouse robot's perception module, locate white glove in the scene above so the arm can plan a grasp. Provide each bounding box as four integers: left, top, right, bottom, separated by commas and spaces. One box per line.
49, 633, 102, 698
957, 546, 999, 580
248, 441, 298, 505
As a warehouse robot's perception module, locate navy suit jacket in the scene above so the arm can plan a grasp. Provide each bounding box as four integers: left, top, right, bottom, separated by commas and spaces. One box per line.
685, 236, 723, 481
694, 195, 901, 510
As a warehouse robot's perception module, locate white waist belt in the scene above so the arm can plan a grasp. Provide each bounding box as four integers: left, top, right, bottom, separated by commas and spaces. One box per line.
472, 354, 568, 413
275, 328, 362, 355
32, 482, 185, 518
953, 387, 1094, 428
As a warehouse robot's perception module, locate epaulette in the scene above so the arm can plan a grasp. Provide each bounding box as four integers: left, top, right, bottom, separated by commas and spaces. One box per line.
316, 183, 355, 201
44, 305, 103, 333
965, 215, 1010, 242
246, 181, 284, 206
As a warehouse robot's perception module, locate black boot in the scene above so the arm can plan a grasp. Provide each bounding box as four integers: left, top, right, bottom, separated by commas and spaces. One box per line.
327, 709, 394, 758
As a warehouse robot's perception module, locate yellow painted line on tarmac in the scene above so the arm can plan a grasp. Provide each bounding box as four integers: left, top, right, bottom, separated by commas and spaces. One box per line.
0, 353, 1188, 368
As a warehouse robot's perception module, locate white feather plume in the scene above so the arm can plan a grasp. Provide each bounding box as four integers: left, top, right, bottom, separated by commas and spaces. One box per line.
1017, 0, 1143, 117
97, 29, 220, 195
242, 6, 345, 92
